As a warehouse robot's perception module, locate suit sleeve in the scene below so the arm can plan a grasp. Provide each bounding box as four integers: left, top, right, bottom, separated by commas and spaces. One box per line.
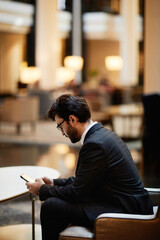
39, 142, 106, 202
54, 177, 75, 186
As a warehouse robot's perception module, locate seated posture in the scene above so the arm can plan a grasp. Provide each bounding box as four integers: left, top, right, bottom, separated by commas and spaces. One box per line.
26, 94, 153, 240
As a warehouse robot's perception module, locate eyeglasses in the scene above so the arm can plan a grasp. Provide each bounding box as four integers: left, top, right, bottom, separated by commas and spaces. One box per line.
57, 119, 65, 131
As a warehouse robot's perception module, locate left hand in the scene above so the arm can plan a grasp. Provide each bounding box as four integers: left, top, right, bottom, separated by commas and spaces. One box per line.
26, 178, 45, 195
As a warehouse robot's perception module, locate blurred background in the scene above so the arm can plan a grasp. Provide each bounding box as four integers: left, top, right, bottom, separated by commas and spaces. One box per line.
0, 1, 160, 226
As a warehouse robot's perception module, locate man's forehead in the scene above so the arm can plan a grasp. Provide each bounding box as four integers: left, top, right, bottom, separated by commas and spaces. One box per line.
55, 115, 63, 122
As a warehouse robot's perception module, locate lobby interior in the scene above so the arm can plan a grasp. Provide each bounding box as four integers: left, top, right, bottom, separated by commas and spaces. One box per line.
0, 0, 160, 236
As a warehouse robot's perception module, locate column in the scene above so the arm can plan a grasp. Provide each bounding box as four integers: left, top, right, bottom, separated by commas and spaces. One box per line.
36, 0, 59, 89
72, 0, 82, 84
0, 33, 24, 94
120, 0, 139, 86
144, 0, 160, 94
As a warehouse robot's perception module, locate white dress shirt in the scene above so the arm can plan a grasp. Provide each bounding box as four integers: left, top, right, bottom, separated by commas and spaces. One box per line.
80, 120, 97, 145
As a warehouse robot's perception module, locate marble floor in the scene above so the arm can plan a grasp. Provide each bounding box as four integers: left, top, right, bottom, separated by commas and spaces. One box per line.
0, 224, 42, 240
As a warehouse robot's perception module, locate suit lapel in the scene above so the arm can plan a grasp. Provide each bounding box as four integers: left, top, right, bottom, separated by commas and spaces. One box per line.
84, 122, 103, 143
75, 122, 103, 174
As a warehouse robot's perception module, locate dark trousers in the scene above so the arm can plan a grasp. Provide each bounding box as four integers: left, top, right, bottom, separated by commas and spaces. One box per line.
40, 197, 91, 240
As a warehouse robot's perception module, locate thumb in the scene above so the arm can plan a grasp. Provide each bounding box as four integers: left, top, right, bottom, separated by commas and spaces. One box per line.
35, 178, 45, 184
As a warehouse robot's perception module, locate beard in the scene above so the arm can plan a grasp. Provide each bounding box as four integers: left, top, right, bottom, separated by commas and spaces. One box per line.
67, 125, 81, 143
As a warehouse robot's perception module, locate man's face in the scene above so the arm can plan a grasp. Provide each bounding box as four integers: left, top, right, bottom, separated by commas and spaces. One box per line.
55, 115, 81, 143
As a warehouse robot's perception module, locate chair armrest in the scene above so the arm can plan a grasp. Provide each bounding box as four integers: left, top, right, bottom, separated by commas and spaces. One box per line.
96, 207, 157, 220
94, 188, 160, 240
145, 187, 160, 193
95, 209, 160, 240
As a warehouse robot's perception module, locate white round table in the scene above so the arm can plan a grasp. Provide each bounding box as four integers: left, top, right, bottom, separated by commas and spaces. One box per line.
0, 165, 60, 202
0, 166, 60, 240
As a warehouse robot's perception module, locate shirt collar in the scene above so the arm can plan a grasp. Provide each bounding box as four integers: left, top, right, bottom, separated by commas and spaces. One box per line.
80, 120, 97, 145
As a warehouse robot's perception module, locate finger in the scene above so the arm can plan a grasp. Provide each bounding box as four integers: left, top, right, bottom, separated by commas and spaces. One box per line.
35, 178, 40, 182
42, 176, 47, 181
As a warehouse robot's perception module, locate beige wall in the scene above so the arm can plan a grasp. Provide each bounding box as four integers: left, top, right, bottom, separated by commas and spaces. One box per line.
144, 0, 160, 94
85, 40, 120, 87
0, 33, 26, 94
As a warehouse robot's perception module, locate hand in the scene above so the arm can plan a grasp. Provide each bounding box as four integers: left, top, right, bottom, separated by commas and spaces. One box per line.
26, 178, 45, 195
42, 176, 54, 186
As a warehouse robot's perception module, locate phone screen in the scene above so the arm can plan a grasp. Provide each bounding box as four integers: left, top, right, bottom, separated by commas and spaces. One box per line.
20, 174, 34, 183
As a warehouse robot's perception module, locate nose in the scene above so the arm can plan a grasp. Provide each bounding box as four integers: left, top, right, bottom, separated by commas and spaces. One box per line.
61, 129, 65, 136
61, 128, 66, 136
62, 132, 66, 136
61, 129, 68, 138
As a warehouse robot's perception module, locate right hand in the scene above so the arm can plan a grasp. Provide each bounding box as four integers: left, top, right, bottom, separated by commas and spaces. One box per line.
42, 176, 54, 186
26, 178, 45, 195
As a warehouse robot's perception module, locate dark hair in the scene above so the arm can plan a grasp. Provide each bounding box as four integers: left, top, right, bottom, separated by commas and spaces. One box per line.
47, 94, 91, 122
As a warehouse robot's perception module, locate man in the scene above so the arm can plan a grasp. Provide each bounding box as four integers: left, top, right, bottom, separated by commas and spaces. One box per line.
26, 94, 153, 240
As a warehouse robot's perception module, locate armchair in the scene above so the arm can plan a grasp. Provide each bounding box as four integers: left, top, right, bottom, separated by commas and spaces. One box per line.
0, 96, 39, 134
59, 188, 160, 240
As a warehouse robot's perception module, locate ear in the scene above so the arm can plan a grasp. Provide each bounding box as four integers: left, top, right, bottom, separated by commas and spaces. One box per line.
69, 115, 78, 126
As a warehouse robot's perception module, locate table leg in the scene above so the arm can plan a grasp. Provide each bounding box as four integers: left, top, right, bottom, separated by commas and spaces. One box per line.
30, 193, 36, 240
16, 123, 21, 134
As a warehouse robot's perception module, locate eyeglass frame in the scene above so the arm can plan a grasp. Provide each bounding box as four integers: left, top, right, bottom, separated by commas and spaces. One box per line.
57, 119, 65, 131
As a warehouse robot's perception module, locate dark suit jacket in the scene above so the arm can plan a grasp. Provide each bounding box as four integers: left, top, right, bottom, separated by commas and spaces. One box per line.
39, 123, 153, 223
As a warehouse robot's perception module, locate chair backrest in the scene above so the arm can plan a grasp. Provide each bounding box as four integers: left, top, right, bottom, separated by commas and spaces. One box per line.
156, 206, 160, 218
148, 188, 160, 218
142, 93, 160, 159
1, 96, 39, 122
111, 115, 143, 140
109, 104, 143, 141
142, 93, 160, 137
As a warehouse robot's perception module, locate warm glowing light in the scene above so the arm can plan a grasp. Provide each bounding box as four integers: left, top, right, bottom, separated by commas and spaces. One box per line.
20, 66, 41, 84
54, 144, 70, 155
20, 61, 28, 68
105, 56, 123, 71
56, 67, 75, 85
64, 153, 76, 169
64, 56, 84, 71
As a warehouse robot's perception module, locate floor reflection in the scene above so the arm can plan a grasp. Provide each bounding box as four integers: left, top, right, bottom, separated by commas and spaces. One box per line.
37, 144, 79, 178
0, 142, 159, 186
0, 143, 80, 179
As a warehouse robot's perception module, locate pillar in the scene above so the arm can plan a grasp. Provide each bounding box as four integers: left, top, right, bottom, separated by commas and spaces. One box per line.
36, 0, 59, 89
144, 0, 160, 94
72, 0, 82, 84
120, 0, 139, 86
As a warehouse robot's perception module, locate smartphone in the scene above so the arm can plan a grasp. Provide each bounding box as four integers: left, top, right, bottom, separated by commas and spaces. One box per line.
20, 174, 35, 183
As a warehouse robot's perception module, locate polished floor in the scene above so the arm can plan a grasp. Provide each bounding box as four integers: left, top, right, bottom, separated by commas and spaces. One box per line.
0, 224, 42, 240
0, 120, 158, 185
0, 121, 82, 178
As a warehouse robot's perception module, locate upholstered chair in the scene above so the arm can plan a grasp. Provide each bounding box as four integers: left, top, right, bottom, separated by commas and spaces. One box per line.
0, 96, 39, 133
59, 188, 160, 240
